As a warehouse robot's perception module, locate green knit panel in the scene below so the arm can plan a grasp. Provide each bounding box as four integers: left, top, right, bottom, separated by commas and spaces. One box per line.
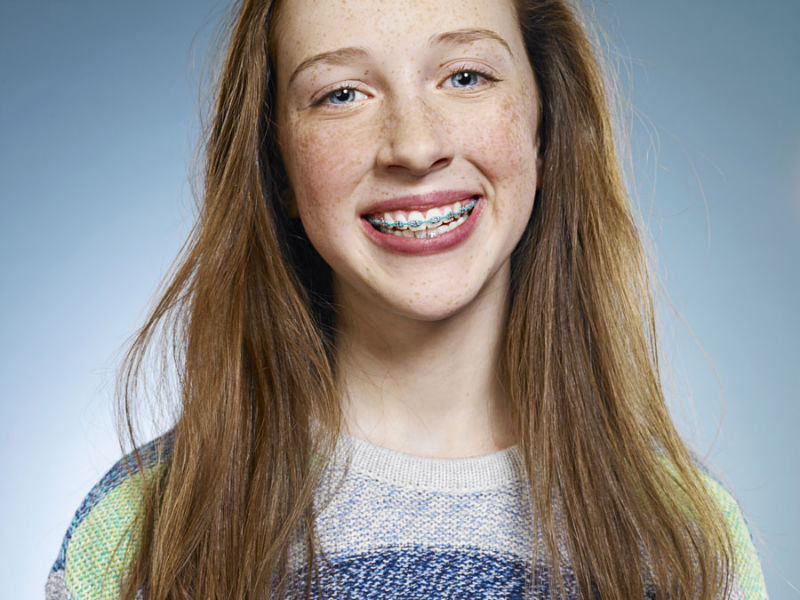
63, 473, 148, 599
702, 473, 769, 599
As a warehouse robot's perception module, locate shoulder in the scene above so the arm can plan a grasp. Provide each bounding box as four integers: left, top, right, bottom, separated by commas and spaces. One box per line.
46, 434, 173, 600
694, 462, 770, 600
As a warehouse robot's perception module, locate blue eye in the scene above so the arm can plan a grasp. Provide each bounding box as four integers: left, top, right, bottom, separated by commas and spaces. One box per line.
449, 71, 483, 88
324, 87, 366, 105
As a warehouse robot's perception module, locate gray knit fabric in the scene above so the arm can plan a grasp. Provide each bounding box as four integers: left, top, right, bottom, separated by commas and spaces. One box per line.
286, 434, 548, 598
46, 433, 768, 599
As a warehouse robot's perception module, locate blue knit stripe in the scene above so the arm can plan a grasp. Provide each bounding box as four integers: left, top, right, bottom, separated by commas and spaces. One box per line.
290, 546, 533, 599
288, 546, 662, 599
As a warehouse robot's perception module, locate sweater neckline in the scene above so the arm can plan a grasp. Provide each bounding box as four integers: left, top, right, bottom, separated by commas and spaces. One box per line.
334, 432, 526, 492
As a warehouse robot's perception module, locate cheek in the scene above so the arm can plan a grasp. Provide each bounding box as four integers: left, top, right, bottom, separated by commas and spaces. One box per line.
283, 119, 375, 207
280, 119, 375, 256
460, 93, 539, 216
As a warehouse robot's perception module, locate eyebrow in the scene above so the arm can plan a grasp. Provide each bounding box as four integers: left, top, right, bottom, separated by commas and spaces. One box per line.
430, 28, 513, 57
287, 28, 512, 88
288, 46, 369, 88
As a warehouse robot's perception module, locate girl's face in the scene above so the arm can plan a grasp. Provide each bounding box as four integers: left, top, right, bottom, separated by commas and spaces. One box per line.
274, 0, 541, 323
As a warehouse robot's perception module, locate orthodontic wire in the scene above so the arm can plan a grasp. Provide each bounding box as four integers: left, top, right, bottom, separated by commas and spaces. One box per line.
366, 199, 477, 228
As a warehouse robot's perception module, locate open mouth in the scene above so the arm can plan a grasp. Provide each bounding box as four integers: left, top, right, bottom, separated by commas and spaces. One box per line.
365, 195, 479, 239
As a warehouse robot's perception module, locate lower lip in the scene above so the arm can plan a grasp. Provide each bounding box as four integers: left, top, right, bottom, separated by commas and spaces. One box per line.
360, 197, 484, 255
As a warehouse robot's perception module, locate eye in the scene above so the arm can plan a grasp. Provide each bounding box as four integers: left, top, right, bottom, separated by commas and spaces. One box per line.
321, 87, 368, 106
441, 67, 498, 91
449, 71, 483, 88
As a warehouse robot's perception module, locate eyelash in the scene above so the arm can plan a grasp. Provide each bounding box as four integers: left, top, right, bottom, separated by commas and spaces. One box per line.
314, 83, 368, 107
313, 65, 500, 107
441, 64, 500, 89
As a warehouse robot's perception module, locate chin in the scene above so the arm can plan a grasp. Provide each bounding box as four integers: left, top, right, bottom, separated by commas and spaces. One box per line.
391, 300, 474, 324
382, 277, 507, 325
332, 256, 511, 330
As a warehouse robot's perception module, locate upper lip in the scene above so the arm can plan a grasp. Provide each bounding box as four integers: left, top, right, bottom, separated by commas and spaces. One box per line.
360, 190, 482, 216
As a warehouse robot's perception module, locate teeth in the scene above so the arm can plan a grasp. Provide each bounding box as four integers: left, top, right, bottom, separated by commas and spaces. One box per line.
425, 207, 443, 229
426, 219, 458, 238
373, 200, 472, 227
407, 211, 426, 231
369, 197, 478, 237
382, 208, 472, 239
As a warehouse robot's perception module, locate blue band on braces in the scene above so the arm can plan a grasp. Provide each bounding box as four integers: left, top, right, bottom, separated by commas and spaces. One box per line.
367, 199, 477, 228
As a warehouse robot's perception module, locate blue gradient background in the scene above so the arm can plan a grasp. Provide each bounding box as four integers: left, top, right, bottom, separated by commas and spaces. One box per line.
1, 1, 797, 597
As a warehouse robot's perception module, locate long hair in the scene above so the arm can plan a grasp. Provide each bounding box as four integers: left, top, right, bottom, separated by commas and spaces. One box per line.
118, 0, 734, 597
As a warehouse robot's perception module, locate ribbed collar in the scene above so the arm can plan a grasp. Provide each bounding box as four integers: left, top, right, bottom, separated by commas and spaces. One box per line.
334, 432, 526, 492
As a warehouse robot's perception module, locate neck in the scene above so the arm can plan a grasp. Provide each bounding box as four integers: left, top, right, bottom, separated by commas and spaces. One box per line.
334, 275, 514, 459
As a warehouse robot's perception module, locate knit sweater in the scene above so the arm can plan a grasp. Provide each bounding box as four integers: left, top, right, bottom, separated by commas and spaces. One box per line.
46, 434, 769, 599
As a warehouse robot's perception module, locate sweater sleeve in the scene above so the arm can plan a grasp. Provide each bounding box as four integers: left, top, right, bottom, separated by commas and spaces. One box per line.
45, 437, 169, 600
700, 471, 769, 600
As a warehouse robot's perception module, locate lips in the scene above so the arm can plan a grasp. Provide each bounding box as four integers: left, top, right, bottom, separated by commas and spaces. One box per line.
360, 192, 485, 255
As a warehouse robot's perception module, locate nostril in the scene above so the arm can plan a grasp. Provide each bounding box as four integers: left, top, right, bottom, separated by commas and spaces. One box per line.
430, 157, 451, 170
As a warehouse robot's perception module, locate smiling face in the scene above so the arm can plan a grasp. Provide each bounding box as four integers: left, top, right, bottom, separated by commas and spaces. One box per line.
274, 0, 541, 323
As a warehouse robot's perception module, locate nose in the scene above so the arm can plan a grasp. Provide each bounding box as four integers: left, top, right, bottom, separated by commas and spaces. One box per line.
376, 94, 453, 177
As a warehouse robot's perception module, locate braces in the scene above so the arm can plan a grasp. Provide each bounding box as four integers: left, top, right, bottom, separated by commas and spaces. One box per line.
367, 198, 477, 229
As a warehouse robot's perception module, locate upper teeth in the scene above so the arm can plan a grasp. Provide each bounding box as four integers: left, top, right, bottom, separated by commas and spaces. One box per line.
367, 198, 477, 230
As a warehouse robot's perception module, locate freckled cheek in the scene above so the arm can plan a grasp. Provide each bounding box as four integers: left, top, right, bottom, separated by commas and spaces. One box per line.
457, 101, 539, 214
281, 123, 374, 258
284, 123, 375, 215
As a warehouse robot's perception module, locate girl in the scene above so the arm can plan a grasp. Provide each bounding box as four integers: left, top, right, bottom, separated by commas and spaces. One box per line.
46, 0, 769, 598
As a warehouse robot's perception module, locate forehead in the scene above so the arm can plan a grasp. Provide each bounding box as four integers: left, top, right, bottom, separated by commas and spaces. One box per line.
272, 0, 523, 77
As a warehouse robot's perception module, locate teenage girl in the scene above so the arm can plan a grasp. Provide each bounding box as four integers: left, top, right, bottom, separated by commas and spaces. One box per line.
46, 0, 769, 598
